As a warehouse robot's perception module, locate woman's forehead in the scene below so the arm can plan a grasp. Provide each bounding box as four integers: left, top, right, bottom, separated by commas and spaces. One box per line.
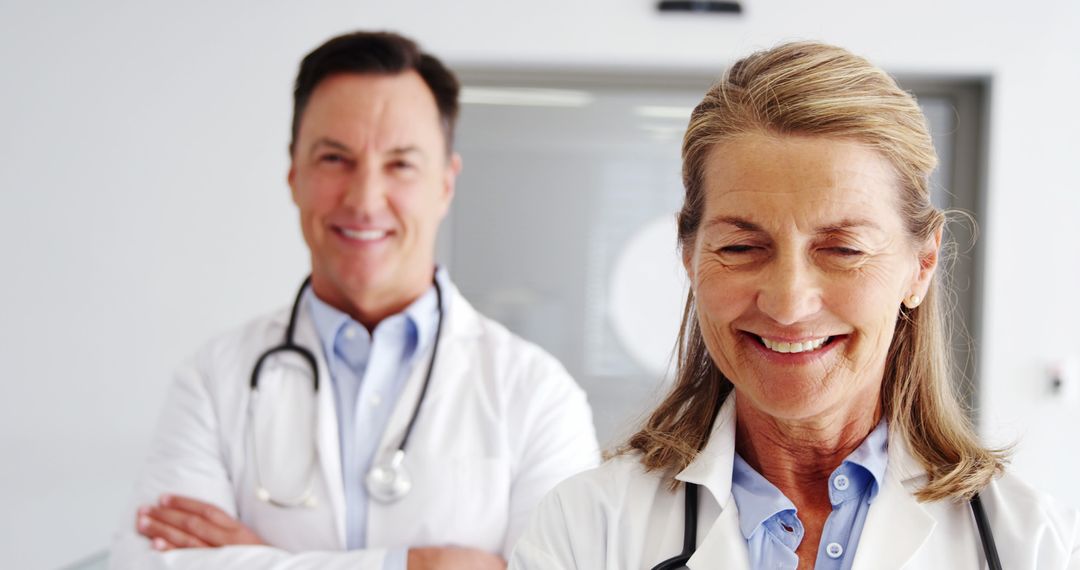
701, 133, 904, 232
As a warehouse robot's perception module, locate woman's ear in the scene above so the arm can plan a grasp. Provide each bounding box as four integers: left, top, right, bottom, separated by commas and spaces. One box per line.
909, 226, 943, 301
681, 240, 697, 292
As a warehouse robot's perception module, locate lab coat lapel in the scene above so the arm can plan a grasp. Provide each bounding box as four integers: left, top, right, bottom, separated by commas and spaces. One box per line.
375, 338, 435, 457
374, 284, 479, 456
687, 495, 751, 569
293, 303, 348, 548
850, 435, 936, 570
678, 396, 751, 569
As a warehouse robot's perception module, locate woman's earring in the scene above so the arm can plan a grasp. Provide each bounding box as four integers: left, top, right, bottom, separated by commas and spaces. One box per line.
904, 294, 921, 309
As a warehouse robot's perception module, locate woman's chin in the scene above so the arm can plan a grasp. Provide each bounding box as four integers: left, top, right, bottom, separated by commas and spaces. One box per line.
738, 386, 835, 422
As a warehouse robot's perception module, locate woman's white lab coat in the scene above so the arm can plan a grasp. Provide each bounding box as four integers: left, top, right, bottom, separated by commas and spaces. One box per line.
110, 280, 599, 569
511, 397, 1080, 570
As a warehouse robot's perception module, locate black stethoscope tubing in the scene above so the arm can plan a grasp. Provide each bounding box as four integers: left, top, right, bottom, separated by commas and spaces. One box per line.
250, 275, 321, 392
652, 481, 1002, 570
249, 274, 443, 491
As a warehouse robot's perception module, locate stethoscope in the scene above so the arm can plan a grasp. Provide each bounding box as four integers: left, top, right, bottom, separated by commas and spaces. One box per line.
653, 467, 1003, 570
248, 274, 444, 508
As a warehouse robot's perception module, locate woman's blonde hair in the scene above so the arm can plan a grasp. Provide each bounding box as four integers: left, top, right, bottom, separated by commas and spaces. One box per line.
625, 41, 1006, 502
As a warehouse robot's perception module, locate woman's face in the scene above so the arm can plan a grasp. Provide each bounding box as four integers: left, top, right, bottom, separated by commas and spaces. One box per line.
686, 132, 939, 424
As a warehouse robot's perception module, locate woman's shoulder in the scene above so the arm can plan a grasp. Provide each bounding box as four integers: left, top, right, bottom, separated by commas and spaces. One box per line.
510, 452, 676, 569
983, 470, 1080, 555
963, 471, 1080, 568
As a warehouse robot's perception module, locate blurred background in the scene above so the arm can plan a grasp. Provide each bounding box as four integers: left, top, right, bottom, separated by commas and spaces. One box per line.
1, 1, 1078, 568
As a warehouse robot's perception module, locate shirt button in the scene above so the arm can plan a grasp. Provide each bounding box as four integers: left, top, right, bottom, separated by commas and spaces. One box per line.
833, 474, 850, 491
344, 327, 357, 340
826, 542, 844, 559
371, 393, 382, 407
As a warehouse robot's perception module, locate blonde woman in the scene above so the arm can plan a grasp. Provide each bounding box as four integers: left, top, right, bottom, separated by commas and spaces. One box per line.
510, 42, 1079, 569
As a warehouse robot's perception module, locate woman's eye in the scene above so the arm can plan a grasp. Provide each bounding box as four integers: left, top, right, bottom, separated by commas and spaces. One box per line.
828, 247, 864, 256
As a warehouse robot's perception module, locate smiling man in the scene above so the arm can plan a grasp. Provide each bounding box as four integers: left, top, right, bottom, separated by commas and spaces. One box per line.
109, 31, 599, 570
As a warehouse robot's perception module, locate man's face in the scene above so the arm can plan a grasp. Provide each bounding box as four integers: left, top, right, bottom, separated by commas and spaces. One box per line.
288, 71, 460, 317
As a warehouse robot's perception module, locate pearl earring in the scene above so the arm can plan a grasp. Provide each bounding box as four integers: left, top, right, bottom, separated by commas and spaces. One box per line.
904, 294, 921, 309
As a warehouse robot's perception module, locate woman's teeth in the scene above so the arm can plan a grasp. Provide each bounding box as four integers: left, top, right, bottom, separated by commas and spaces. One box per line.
760, 336, 829, 354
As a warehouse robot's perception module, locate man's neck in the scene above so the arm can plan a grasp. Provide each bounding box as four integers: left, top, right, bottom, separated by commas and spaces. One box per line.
310, 269, 435, 332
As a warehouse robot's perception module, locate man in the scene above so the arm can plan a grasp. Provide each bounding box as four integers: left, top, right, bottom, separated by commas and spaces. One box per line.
109, 31, 599, 569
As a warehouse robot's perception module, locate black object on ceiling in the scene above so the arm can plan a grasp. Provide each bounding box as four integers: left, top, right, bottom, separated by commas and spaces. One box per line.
657, 0, 743, 14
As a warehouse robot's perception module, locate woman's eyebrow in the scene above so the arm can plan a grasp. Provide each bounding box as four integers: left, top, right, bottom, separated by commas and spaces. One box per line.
815, 218, 882, 234
704, 215, 763, 232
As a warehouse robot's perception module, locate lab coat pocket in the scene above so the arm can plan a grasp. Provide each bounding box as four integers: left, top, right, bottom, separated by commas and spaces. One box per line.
448, 455, 512, 551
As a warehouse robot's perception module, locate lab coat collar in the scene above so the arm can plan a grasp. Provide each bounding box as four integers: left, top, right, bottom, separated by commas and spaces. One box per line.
675, 395, 751, 568
850, 433, 935, 569
674, 394, 937, 569
675, 394, 737, 502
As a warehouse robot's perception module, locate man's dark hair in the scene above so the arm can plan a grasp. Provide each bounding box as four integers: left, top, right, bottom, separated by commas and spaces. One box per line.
291, 31, 460, 155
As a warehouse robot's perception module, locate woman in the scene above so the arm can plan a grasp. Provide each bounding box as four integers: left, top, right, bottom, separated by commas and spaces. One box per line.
510, 42, 1079, 569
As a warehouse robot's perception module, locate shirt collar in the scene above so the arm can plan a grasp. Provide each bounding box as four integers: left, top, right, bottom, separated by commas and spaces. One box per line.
842, 417, 889, 502
730, 453, 798, 539
303, 266, 447, 368
728, 416, 890, 539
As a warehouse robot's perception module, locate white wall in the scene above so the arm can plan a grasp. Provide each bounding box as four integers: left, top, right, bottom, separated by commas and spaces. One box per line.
2, 1, 1078, 567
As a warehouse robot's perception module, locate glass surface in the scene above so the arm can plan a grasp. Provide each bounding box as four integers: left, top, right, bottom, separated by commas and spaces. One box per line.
450, 77, 973, 446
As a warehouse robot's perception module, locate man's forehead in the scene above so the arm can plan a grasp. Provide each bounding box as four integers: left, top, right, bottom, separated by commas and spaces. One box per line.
297, 72, 443, 150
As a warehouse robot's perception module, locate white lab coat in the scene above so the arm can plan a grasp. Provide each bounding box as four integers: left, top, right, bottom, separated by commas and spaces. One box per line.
511, 396, 1080, 570
110, 280, 600, 569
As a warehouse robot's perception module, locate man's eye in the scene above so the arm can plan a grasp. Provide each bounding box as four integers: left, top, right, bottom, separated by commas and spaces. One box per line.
720, 245, 757, 254
319, 153, 347, 164
828, 247, 864, 256
389, 160, 415, 171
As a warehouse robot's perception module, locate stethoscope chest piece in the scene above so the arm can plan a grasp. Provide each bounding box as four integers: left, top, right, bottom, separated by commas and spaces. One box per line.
366, 449, 412, 503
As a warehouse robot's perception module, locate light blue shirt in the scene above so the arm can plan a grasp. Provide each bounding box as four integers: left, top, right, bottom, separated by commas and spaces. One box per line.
306, 270, 444, 570
730, 420, 888, 570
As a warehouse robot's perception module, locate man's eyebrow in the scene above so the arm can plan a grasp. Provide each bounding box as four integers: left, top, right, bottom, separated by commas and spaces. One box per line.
704, 216, 763, 232
387, 145, 424, 156
308, 137, 352, 156
816, 218, 882, 233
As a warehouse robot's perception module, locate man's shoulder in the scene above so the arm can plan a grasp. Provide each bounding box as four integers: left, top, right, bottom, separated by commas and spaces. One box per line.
187, 306, 291, 366
449, 288, 568, 375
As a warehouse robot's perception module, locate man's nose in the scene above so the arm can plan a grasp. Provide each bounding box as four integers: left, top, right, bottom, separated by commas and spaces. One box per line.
342, 163, 387, 214
755, 251, 823, 326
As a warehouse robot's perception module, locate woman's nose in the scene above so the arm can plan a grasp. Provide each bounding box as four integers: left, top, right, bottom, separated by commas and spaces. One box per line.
755, 252, 823, 326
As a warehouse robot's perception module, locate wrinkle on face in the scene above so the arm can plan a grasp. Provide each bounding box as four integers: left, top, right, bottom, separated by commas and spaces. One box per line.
688, 132, 923, 436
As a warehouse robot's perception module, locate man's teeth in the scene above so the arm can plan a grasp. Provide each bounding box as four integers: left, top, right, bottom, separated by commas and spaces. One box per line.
341, 228, 388, 241
760, 336, 829, 354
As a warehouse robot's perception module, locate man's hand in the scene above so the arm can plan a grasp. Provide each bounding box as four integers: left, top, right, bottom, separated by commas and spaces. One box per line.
408, 546, 506, 570
136, 494, 266, 551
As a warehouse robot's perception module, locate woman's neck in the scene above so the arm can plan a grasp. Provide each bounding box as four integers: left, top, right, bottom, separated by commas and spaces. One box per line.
734, 395, 883, 506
